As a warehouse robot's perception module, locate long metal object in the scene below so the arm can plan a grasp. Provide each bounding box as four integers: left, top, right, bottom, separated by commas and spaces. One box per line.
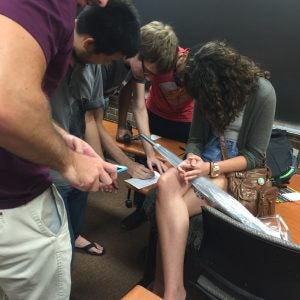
140, 134, 279, 237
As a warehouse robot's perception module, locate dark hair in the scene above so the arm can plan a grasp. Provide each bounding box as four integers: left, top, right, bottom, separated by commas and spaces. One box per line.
184, 41, 270, 133
76, 0, 140, 58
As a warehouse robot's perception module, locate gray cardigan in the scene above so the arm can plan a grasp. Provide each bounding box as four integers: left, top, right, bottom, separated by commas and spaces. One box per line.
185, 77, 276, 169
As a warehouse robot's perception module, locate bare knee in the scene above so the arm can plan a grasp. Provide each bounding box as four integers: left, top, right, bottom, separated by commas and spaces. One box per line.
157, 168, 178, 194
156, 168, 186, 206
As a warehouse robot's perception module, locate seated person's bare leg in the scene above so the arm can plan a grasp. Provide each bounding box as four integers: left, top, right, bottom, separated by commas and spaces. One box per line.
153, 167, 226, 300
153, 240, 164, 296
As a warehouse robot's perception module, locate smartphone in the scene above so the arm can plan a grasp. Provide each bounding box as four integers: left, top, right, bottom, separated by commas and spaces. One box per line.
116, 164, 128, 173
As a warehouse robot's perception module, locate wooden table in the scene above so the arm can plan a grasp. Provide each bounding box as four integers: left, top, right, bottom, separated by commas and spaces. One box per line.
103, 120, 186, 161
275, 174, 300, 244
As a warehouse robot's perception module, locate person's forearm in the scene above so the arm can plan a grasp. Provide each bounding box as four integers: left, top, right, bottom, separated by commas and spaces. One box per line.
134, 112, 156, 158
52, 121, 71, 138
131, 82, 156, 158
91, 107, 134, 166
132, 99, 156, 159
218, 155, 248, 174
0, 90, 72, 172
98, 123, 134, 167
84, 110, 104, 158
0, 15, 73, 173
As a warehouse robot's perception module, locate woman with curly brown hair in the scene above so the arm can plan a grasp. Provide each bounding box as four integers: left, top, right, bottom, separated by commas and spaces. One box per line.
152, 41, 276, 300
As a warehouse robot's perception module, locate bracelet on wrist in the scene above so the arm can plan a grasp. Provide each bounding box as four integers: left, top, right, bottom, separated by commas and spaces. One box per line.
209, 161, 212, 176
210, 161, 221, 178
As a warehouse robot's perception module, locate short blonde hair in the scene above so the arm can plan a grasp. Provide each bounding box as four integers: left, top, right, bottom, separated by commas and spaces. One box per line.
139, 21, 178, 74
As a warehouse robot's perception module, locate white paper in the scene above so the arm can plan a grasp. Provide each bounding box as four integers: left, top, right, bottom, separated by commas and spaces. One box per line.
150, 134, 161, 141
282, 192, 300, 201
125, 171, 161, 189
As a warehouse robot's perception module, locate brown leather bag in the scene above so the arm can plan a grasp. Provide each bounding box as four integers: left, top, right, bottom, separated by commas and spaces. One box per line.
220, 136, 278, 217
226, 168, 277, 217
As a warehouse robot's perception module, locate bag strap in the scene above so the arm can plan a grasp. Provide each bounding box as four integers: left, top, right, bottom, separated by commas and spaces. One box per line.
219, 135, 228, 160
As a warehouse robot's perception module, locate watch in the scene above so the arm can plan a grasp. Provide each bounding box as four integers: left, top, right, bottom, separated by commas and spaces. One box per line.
210, 161, 220, 178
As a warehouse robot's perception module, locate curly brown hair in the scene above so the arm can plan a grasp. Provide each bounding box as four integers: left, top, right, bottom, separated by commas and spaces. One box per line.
184, 41, 270, 133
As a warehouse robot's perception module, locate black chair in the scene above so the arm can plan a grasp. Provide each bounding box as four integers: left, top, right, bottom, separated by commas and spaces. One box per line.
185, 206, 300, 300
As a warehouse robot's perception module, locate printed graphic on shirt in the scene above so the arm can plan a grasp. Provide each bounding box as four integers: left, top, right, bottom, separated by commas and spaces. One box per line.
159, 81, 190, 106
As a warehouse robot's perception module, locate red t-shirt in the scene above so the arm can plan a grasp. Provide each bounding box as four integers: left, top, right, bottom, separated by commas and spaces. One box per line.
0, 0, 76, 208
146, 47, 194, 122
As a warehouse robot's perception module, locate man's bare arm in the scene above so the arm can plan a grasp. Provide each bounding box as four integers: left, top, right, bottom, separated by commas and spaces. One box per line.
0, 15, 117, 191
85, 110, 104, 158
91, 108, 154, 179
94, 108, 131, 163
0, 15, 72, 171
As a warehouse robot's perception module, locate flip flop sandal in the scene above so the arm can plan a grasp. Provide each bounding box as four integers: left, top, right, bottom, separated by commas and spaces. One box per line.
76, 242, 105, 256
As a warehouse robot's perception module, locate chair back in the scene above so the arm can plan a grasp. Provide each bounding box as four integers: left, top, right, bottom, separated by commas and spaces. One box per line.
190, 206, 300, 300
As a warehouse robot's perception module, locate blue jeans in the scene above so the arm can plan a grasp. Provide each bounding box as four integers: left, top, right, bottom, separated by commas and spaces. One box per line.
201, 136, 238, 162
56, 185, 89, 248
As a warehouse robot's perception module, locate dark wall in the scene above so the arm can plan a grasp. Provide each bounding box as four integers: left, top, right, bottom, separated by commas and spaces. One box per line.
133, 0, 300, 125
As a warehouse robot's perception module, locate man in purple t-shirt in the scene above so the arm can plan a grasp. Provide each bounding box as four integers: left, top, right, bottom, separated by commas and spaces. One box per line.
0, 1, 120, 299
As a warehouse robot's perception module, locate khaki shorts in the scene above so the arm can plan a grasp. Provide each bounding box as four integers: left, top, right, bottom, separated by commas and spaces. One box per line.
0, 185, 72, 300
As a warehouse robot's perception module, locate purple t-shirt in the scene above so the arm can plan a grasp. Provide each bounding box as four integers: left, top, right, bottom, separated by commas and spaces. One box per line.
0, 0, 76, 208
